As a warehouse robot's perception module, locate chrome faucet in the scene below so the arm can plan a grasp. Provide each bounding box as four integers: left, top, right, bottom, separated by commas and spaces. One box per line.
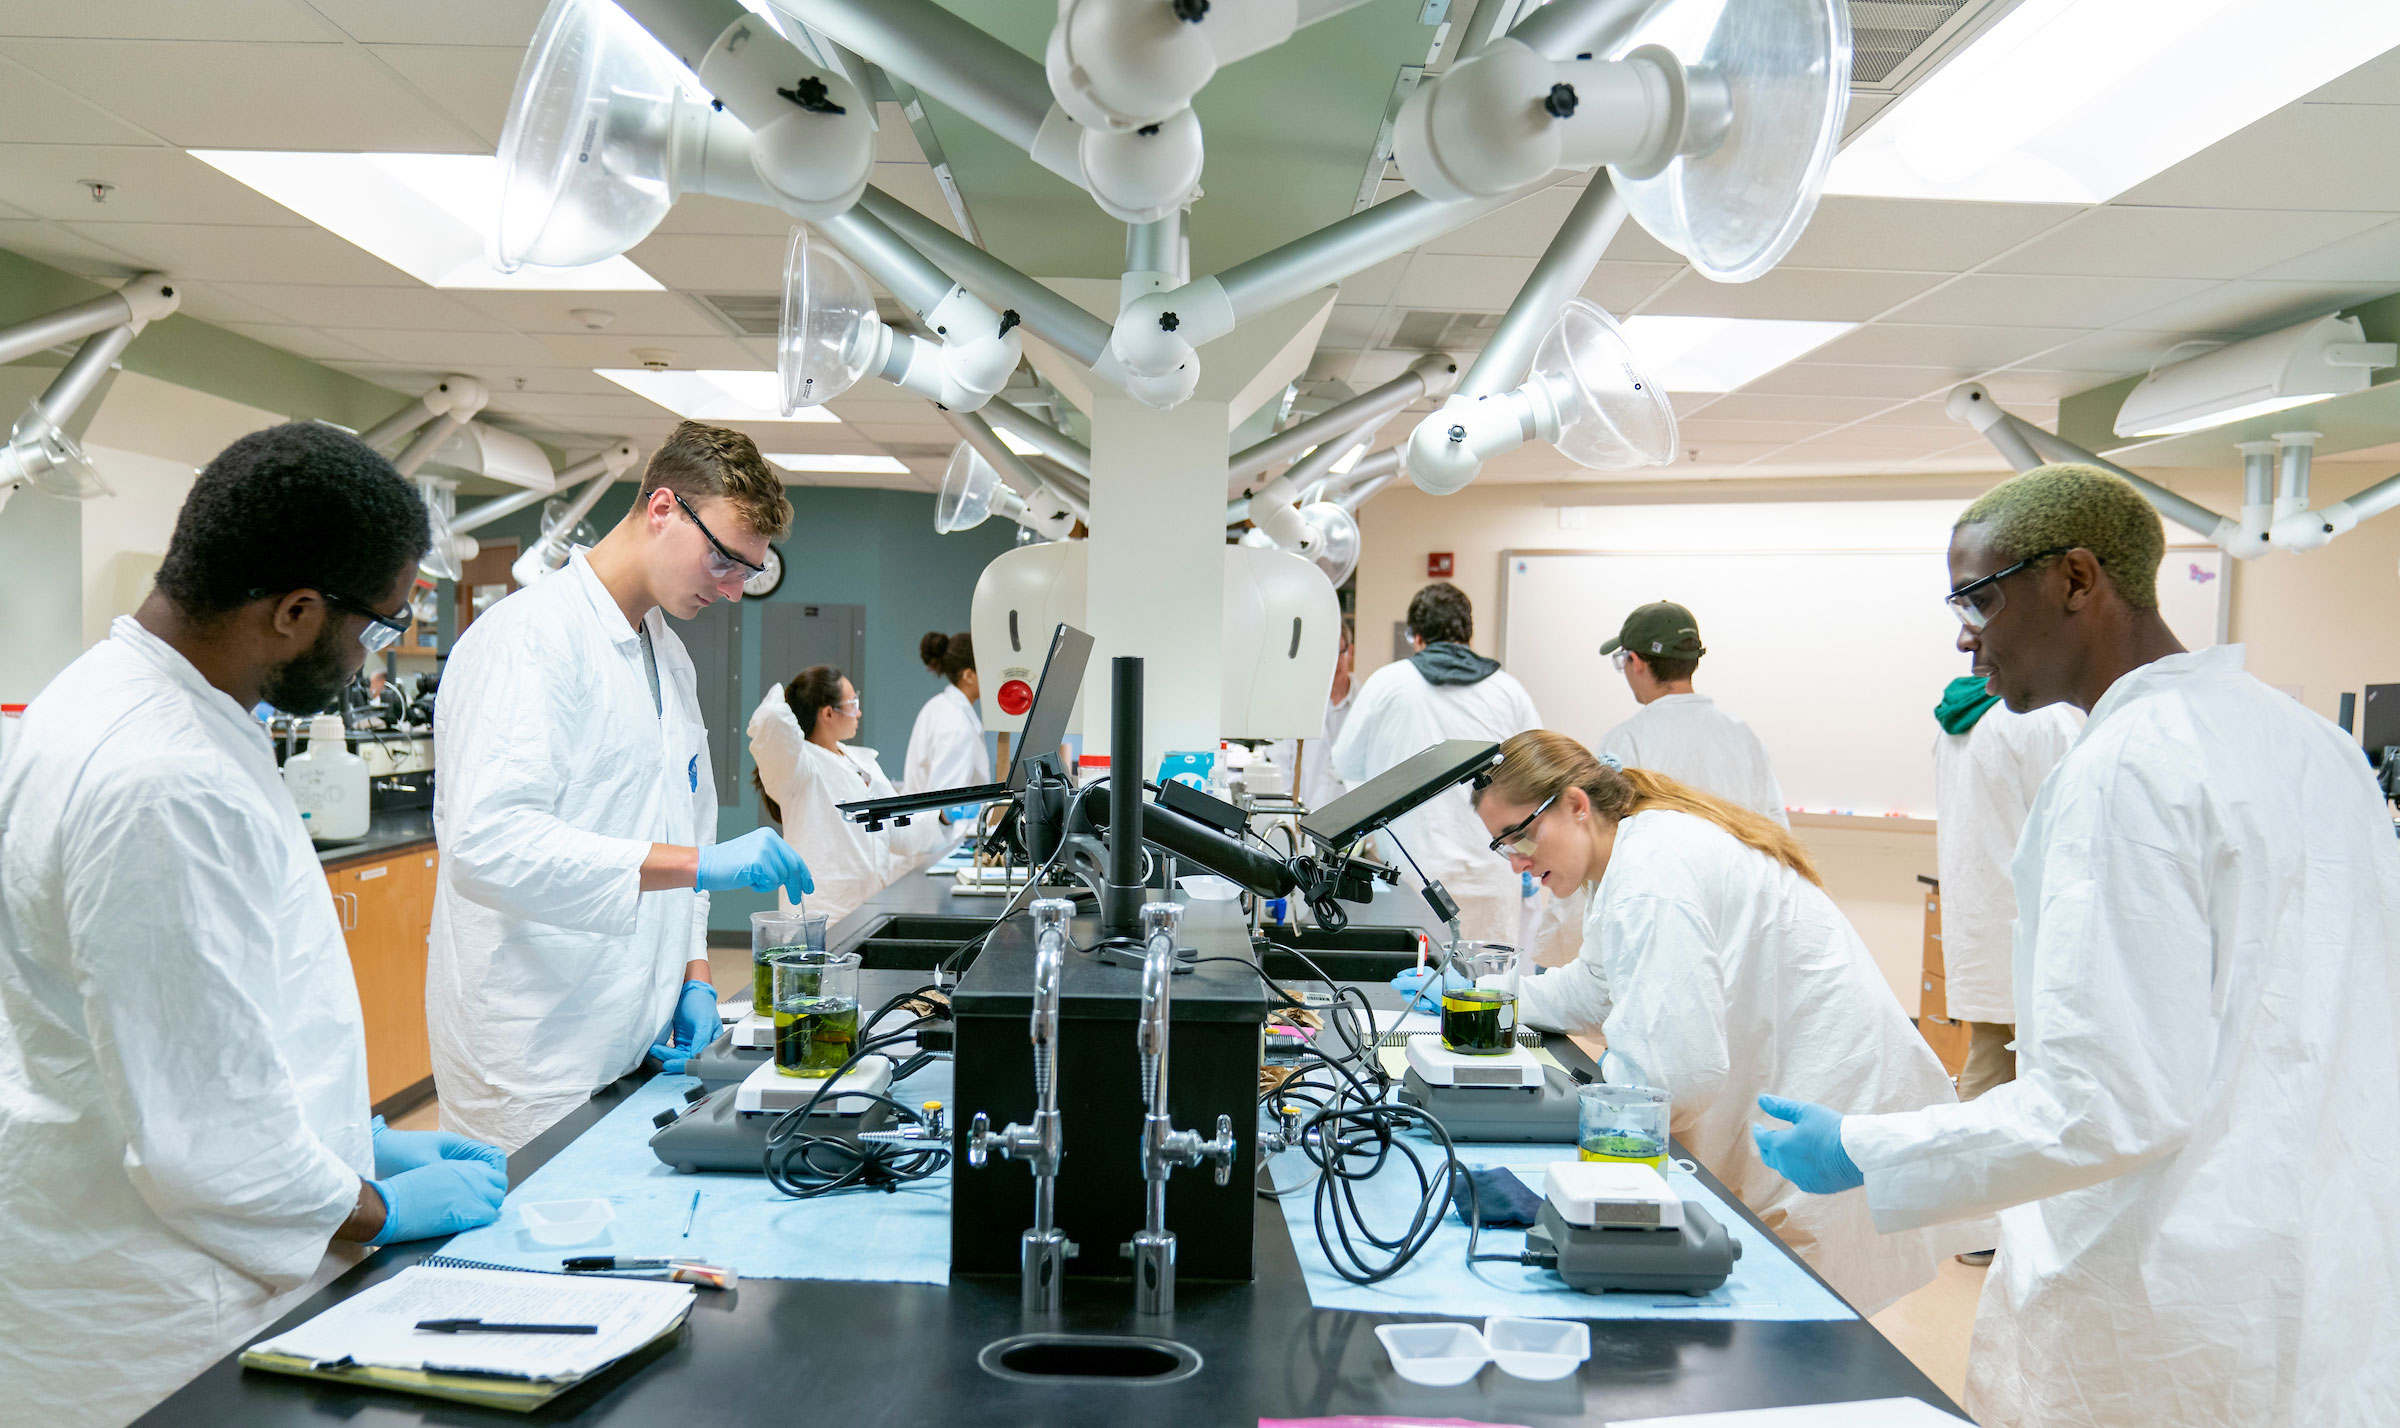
967, 896, 1076, 1317
1127, 901, 1236, 1317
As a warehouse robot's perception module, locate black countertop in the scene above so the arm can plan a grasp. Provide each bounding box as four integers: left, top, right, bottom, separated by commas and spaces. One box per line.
314, 806, 435, 867
142, 860, 1961, 1425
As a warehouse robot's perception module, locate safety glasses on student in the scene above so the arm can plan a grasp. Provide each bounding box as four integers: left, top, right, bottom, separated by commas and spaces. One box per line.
673, 490, 765, 580
1488, 791, 1559, 857
250, 587, 413, 653
1945, 547, 2072, 630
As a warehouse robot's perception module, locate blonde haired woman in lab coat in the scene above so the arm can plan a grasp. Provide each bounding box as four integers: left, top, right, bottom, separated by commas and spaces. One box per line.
1470, 729, 1978, 1315
749, 665, 952, 929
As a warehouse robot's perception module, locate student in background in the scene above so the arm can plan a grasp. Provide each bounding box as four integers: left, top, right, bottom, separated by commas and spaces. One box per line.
1332, 582, 1539, 944
905, 630, 992, 848
751, 665, 956, 929
1598, 601, 1786, 826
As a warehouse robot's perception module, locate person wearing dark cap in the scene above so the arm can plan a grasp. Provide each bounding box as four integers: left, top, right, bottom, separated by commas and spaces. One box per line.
1598, 600, 1786, 827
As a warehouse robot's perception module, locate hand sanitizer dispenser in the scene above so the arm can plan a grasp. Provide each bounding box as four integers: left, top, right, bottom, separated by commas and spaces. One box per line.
283, 713, 369, 843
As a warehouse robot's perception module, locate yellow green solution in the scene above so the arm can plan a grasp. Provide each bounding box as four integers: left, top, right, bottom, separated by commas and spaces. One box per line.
1579, 1130, 1667, 1168
774, 997, 860, 1078
753, 944, 811, 1016
1438, 987, 1517, 1055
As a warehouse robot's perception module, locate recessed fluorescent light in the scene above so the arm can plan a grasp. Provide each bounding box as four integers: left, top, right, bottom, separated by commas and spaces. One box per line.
766, 452, 909, 473
595, 368, 839, 423
191, 151, 663, 291
995, 430, 1043, 456
1825, 0, 2400, 204
1621, 316, 1854, 392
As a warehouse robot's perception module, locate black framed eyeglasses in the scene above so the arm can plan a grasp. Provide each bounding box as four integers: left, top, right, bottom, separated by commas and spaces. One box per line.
1488, 791, 1559, 856
1945, 546, 2074, 630
249, 587, 413, 653
671, 490, 765, 578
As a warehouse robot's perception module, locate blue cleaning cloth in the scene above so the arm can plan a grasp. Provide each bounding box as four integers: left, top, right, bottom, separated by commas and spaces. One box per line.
1449, 1165, 1543, 1228
1271, 1139, 1857, 1321
437, 1064, 954, 1284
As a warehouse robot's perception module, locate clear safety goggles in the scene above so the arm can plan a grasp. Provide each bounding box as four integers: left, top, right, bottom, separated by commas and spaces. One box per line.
673, 490, 765, 581
1608, 649, 1631, 672
1944, 546, 2070, 629
251, 587, 412, 654
1488, 791, 1558, 857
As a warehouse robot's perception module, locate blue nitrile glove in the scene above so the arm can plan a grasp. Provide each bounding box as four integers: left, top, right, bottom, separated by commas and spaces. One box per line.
1752, 1094, 1864, 1193
695, 827, 814, 899
366, 1159, 507, 1245
942, 802, 982, 824
649, 980, 722, 1073
369, 1115, 507, 1178
1389, 964, 1471, 1013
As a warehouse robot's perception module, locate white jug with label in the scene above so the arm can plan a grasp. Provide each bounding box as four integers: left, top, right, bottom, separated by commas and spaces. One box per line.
283, 713, 369, 843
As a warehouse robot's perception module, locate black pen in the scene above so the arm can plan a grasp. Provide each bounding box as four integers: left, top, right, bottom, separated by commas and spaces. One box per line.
414, 1318, 598, 1335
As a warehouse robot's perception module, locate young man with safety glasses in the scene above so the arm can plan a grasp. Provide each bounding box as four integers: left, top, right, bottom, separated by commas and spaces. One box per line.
428, 421, 815, 1152
0, 423, 508, 1427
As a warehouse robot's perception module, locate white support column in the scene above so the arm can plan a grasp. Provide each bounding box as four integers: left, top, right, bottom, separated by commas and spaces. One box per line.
1082, 392, 1229, 760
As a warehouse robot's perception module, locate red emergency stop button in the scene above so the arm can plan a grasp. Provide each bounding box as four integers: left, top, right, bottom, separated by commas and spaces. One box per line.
997, 679, 1034, 716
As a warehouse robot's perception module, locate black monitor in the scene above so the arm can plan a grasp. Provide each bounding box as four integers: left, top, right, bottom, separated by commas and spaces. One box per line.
2363, 685, 2400, 768
1003, 622, 1093, 791
1298, 738, 1503, 849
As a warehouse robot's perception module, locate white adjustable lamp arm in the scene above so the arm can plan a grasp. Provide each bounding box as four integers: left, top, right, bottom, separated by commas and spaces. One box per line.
390, 377, 489, 478
453, 441, 640, 535
0, 273, 177, 370
1945, 383, 2244, 551
1247, 354, 1459, 551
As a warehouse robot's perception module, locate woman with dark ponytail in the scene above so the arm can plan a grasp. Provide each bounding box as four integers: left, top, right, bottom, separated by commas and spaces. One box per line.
746, 664, 950, 927
902, 631, 989, 850
1463, 729, 1981, 1316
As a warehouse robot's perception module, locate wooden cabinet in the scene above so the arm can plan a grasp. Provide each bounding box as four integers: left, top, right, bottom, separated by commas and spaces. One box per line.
1913, 877, 1970, 1077
327, 844, 438, 1111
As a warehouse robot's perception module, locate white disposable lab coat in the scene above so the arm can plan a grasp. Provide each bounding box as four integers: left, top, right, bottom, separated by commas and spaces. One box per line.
1929, 701, 2078, 1024
904, 683, 992, 853
428, 552, 715, 1152
1598, 693, 1788, 826
1331, 659, 1539, 944
1842, 646, 2400, 1428
0, 618, 373, 1428
751, 691, 950, 931
1511, 808, 1974, 1315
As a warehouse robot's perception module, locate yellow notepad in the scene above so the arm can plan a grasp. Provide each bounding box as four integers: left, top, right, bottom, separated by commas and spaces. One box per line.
240, 1265, 693, 1412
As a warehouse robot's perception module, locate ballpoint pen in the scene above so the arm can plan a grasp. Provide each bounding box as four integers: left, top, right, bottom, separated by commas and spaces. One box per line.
415, 1319, 597, 1335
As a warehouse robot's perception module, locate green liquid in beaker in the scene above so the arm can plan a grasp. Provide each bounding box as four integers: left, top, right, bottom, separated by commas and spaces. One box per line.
773, 997, 859, 1079
1578, 1131, 1667, 1168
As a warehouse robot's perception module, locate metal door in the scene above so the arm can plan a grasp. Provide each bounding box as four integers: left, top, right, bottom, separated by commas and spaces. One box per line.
683, 600, 743, 803
760, 603, 867, 698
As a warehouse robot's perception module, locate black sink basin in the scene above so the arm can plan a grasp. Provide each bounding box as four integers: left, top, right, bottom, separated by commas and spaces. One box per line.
842, 913, 999, 970
1254, 924, 1427, 983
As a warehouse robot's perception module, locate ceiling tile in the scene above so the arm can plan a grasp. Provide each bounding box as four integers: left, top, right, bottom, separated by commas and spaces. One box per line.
2117, 102, 2400, 212
366, 43, 525, 146
869, 105, 928, 165
1885, 274, 2213, 328
1579, 260, 1685, 313
161, 280, 290, 325
651, 192, 799, 240
2303, 50, 2400, 106
208, 282, 507, 329
0, 52, 159, 143
307, 0, 544, 46
0, 1, 338, 41
0, 38, 482, 150
0, 143, 309, 225
1776, 197, 2081, 272
214, 320, 378, 363
531, 332, 763, 368
1684, 393, 1902, 425
1983, 206, 2391, 280
1869, 399, 1986, 430
0, 216, 143, 274
1639, 266, 1945, 322
624, 233, 789, 292
56, 219, 415, 283
1336, 253, 1409, 306
1390, 252, 1535, 312
321, 326, 557, 366
2111, 279, 2397, 337
2256, 217, 2400, 284
1973, 369, 2127, 403
1804, 322, 2089, 369
1738, 363, 1961, 400
445, 289, 729, 337
2025, 327, 2238, 375
1319, 304, 1382, 346
1673, 418, 1831, 446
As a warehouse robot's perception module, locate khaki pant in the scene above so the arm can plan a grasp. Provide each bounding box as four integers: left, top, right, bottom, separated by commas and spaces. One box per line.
1959, 1021, 2016, 1101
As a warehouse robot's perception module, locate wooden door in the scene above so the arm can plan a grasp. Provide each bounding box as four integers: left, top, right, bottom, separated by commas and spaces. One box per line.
456, 538, 520, 639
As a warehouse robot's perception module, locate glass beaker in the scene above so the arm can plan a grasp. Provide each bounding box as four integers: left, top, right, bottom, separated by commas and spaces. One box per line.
750, 909, 829, 1017
1577, 1083, 1670, 1167
1438, 942, 1520, 1055
771, 949, 861, 1079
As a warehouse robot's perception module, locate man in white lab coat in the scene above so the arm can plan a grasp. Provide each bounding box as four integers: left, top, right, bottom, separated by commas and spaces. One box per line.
1332, 583, 1538, 943
1930, 675, 2077, 1103
430, 422, 814, 1152
0, 424, 506, 1428
1597, 601, 1786, 826
1755, 463, 2400, 1428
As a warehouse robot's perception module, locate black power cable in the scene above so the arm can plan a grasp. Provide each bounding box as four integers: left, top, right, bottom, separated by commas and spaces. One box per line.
759, 984, 953, 1199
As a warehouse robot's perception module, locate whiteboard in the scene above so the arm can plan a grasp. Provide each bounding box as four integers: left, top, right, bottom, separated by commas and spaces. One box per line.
1498, 541, 2228, 818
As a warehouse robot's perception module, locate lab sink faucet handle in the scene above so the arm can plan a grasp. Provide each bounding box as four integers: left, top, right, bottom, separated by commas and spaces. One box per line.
1128, 902, 1237, 1315
966, 896, 1078, 1317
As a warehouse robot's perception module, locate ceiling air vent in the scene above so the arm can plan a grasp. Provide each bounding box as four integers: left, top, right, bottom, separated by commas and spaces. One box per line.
1389, 309, 1501, 352
1850, 0, 2015, 91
